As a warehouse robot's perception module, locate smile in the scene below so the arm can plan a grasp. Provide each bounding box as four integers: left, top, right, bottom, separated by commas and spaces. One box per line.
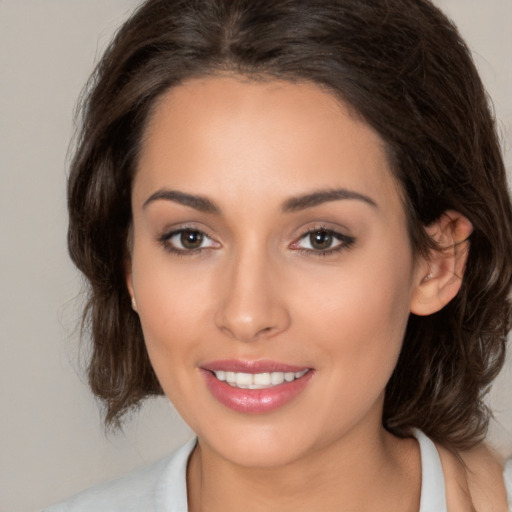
201, 361, 314, 413
212, 369, 310, 389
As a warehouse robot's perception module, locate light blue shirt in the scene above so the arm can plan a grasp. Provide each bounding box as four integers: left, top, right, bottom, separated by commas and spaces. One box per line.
43, 433, 512, 512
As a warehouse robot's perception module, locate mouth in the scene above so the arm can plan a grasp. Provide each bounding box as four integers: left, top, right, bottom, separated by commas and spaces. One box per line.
200, 360, 314, 413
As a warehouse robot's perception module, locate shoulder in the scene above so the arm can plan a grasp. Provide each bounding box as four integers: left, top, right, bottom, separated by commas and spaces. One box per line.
437, 441, 509, 512
42, 456, 171, 512
41, 439, 196, 512
461, 443, 510, 512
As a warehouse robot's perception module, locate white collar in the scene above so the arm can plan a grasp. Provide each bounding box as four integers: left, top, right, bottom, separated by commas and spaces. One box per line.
154, 431, 448, 512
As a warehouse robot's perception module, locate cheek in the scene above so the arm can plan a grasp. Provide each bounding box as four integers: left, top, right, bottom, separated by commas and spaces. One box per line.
133, 237, 214, 330
130, 247, 216, 389
291, 238, 415, 389
134, 272, 207, 419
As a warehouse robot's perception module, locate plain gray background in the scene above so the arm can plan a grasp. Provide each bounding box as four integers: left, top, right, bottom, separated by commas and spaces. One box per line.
0, 1, 510, 511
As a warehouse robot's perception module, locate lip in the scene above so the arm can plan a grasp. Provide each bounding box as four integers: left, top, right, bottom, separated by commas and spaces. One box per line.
201, 359, 309, 373
200, 359, 314, 414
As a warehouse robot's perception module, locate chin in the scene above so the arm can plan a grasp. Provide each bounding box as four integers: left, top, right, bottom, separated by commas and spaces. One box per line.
218, 438, 307, 469
196, 418, 331, 469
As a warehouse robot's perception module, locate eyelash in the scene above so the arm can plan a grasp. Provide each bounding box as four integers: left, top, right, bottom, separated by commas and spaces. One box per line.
158, 227, 218, 256
157, 226, 355, 257
290, 227, 355, 256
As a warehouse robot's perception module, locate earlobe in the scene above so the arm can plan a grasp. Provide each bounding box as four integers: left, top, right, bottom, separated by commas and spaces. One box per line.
410, 210, 473, 316
125, 258, 137, 312
125, 229, 138, 312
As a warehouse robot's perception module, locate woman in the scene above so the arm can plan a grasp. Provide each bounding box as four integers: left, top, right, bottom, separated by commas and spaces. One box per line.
46, 0, 512, 510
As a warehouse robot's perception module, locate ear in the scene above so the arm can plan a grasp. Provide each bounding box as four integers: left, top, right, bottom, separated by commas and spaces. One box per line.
125, 255, 138, 313
410, 210, 473, 316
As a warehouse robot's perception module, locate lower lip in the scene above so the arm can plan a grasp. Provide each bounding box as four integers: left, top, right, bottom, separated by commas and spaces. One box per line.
202, 369, 314, 413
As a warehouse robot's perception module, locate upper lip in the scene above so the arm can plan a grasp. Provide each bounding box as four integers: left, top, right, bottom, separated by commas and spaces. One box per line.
201, 359, 310, 373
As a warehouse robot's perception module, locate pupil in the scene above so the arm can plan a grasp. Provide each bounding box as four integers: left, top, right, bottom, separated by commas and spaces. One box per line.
181, 230, 203, 249
310, 230, 332, 250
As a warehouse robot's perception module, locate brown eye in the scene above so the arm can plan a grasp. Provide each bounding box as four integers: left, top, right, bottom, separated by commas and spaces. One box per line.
180, 230, 204, 249
160, 228, 219, 254
291, 228, 355, 254
309, 230, 334, 250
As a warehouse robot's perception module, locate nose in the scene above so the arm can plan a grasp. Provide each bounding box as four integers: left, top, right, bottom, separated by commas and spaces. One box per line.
214, 250, 291, 342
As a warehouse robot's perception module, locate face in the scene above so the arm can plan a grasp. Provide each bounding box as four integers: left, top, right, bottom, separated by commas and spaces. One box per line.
128, 76, 425, 468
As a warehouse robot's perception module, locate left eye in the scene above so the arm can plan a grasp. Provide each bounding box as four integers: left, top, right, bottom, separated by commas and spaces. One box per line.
161, 229, 218, 251
292, 229, 353, 252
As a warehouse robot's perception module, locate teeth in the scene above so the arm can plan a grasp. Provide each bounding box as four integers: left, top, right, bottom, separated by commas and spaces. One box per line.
236, 372, 253, 386
253, 373, 271, 386
270, 372, 285, 385
213, 369, 309, 389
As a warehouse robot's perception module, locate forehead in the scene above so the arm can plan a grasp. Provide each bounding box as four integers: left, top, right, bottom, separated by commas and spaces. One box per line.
135, 75, 402, 213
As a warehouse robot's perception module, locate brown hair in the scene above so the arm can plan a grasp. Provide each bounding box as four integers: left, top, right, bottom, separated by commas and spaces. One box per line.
68, 0, 512, 450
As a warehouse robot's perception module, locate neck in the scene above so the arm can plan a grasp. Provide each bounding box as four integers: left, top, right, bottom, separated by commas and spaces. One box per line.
187, 424, 421, 512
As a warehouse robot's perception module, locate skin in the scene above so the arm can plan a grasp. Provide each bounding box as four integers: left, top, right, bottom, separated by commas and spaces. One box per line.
126, 76, 497, 511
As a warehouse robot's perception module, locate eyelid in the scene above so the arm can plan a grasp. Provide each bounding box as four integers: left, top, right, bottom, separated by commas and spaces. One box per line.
289, 226, 355, 254
158, 226, 221, 254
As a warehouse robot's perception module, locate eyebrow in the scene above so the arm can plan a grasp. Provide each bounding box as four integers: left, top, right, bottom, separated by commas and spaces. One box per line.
282, 188, 377, 212
142, 189, 221, 214
142, 187, 377, 214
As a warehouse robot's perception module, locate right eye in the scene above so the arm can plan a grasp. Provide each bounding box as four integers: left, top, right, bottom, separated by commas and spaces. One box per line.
159, 228, 219, 254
